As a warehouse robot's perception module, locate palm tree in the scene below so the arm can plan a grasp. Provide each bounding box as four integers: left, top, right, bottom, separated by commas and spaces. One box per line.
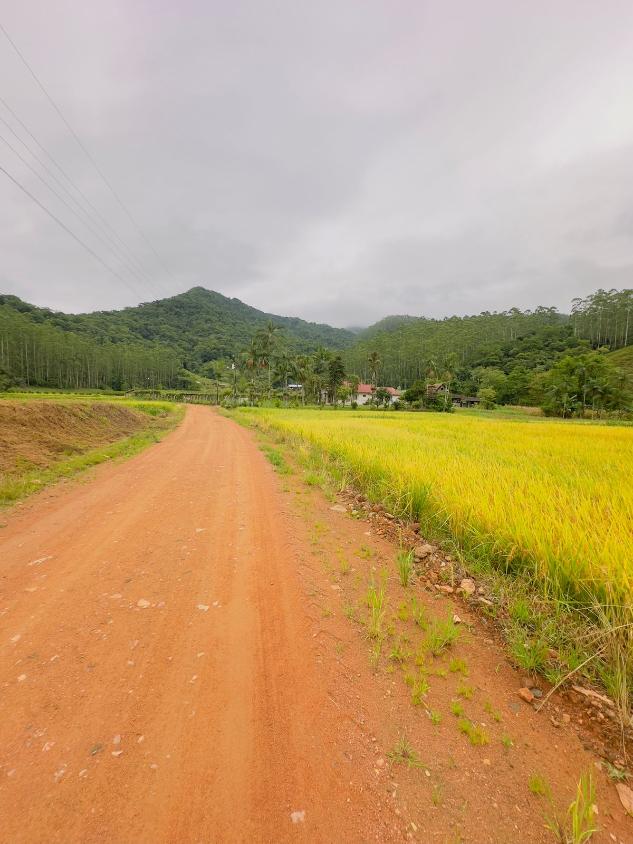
274, 351, 299, 403
242, 339, 260, 372
294, 354, 313, 405
312, 347, 331, 405
367, 351, 381, 388
347, 374, 360, 406
255, 321, 282, 396
240, 340, 262, 404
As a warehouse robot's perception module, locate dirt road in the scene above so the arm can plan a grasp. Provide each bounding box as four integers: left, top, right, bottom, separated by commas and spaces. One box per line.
1, 406, 630, 844
0, 407, 388, 842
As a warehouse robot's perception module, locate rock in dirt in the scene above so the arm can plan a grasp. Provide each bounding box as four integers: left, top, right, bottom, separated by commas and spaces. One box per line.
459, 578, 476, 595
615, 783, 633, 816
517, 687, 535, 704
435, 584, 454, 594
137, 599, 151, 609
329, 505, 347, 513
290, 810, 306, 824
413, 544, 434, 560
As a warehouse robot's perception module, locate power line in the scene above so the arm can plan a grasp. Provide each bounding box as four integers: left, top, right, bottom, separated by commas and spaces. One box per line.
0, 21, 174, 290
0, 161, 140, 291
0, 98, 157, 287
0, 127, 150, 293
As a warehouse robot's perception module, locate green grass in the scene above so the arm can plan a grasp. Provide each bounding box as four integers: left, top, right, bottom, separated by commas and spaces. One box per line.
388, 735, 424, 768
389, 639, 410, 664
456, 683, 474, 700
529, 773, 551, 797
410, 672, 430, 706
365, 577, 387, 639
261, 445, 292, 474
410, 596, 427, 628
450, 700, 464, 717
483, 701, 502, 722
457, 718, 489, 746
449, 657, 469, 676
425, 616, 460, 657
396, 548, 414, 587
545, 772, 598, 844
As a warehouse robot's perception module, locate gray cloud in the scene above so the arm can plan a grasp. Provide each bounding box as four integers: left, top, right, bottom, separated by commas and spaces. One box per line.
1, 1, 633, 325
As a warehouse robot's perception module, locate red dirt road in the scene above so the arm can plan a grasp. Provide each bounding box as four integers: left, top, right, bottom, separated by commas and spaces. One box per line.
0, 407, 386, 842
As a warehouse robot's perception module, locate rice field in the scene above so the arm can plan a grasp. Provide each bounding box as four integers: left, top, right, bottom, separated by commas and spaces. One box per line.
236, 408, 633, 606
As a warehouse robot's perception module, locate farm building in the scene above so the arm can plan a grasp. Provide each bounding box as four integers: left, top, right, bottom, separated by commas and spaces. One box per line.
426, 383, 480, 407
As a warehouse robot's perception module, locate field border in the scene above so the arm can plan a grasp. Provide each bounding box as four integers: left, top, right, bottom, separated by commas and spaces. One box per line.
227, 407, 633, 759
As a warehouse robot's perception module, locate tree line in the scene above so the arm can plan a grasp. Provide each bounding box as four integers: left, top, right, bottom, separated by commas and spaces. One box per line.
344, 306, 565, 388
214, 321, 352, 405
0, 305, 184, 391
571, 288, 632, 350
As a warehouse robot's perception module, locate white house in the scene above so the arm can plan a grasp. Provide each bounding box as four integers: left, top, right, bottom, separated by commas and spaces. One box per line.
347, 383, 401, 405
352, 382, 375, 405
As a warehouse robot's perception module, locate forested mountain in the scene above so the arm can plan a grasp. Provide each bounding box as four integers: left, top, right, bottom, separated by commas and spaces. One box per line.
345, 306, 569, 387
1, 284, 630, 400
356, 315, 418, 339
345, 290, 632, 398
0, 287, 354, 372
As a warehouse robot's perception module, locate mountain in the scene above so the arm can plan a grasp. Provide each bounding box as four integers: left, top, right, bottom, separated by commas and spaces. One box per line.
0, 287, 355, 371
356, 315, 418, 339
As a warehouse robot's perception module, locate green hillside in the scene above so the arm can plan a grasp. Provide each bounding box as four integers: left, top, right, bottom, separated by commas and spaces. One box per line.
609, 345, 633, 382
345, 307, 571, 387
0, 287, 355, 371
356, 314, 417, 340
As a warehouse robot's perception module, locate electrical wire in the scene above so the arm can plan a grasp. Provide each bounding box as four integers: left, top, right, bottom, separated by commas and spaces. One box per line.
0, 21, 173, 295
0, 161, 141, 292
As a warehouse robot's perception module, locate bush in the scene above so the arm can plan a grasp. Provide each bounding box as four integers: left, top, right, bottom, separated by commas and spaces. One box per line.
477, 386, 497, 409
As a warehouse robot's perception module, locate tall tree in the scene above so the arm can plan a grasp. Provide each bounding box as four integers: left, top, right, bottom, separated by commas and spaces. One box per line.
367, 350, 381, 387
327, 355, 346, 404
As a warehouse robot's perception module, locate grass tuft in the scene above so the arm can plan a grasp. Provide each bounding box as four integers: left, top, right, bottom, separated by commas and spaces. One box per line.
396, 548, 414, 587
457, 719, 489, 746
388, 734, 424, 768
425, 616, 460, 657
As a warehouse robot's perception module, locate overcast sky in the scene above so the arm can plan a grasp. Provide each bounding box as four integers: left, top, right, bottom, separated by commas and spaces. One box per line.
1, 1, 633, 327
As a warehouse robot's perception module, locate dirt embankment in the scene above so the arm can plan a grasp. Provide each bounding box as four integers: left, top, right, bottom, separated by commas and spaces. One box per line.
0, 401, 164, 475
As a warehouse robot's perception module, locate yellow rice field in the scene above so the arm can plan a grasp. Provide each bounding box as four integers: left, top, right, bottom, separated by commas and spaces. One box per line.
237, 408, 633, 603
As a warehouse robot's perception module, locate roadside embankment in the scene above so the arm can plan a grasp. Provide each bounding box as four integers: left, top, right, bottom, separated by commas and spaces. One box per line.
0, 399, 181, 505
